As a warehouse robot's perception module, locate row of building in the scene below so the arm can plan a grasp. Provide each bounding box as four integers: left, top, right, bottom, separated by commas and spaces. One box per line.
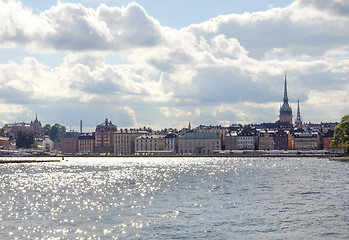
57, 118, 338, 155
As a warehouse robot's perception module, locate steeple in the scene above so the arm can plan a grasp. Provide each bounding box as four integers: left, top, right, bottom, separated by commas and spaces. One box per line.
295, 100, 302, 127
283, 72, 289, 103
279, 72, 293, 125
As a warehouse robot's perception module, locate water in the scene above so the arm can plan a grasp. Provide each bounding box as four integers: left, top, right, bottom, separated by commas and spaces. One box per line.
0, 157, 348, 239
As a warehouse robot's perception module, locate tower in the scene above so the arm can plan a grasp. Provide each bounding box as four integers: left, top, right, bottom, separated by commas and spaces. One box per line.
295, 100, 302, 128
279, 73, 293, 124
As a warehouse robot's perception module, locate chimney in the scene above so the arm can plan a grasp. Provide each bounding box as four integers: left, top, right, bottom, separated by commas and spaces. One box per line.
80, 120, 82, 133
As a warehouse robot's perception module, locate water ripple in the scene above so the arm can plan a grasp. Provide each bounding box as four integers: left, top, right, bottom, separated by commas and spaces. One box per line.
0, 157, 348, 239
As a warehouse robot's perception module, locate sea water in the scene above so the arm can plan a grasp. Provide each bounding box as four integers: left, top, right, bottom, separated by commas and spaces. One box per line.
0, 157, 348, 239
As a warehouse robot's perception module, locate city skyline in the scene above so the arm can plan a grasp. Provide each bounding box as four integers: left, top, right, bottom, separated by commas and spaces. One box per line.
0, 0, 348, 131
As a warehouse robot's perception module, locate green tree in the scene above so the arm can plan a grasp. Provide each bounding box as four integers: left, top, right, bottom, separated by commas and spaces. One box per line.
16, 130, 35, 148
0, 127, 4, 137
50, 124, 66, 142
331, 115, 349, 154
43, 124, 51, 135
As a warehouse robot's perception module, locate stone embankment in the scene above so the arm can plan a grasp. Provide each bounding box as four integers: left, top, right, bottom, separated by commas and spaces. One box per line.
329, 156, 349, 162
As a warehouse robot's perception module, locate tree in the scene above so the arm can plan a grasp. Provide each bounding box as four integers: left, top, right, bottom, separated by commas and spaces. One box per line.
331, 115, 349, 154
50, 124, 66, 142
43, 124, 51, 135
16, 130, 35, 148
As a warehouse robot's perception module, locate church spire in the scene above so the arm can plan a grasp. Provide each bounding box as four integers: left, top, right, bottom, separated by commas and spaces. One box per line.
283, 72, 289, 103
295, 100, 302, 127
279, 72, 293, 125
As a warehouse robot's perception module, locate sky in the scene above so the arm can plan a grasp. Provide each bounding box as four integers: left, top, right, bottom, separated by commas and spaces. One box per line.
0, 0, 348, 132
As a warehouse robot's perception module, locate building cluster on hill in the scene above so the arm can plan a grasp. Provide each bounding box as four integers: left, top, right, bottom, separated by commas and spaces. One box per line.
0, 75, 343, 156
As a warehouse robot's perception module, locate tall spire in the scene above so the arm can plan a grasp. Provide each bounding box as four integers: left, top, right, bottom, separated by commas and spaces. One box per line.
283, 71, 289, 103
279, 71, 293, 125
295, 100, 302, 127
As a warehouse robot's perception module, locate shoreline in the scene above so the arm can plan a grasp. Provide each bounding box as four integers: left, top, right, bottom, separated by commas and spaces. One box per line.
0, 154, 343, 164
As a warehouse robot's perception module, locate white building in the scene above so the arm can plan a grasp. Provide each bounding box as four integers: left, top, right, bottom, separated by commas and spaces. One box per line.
114, 129, 148, 155
237, 128, 258, 150
293, 131, 321, 150
135, 134, 166, 155
163, 133, 178, 154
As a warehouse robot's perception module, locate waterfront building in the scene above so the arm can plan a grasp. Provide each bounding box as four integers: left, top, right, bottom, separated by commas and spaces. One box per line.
94, 119, 117, 154
274, 129, 289, 150
114, 129, 148, 155
321, 130, 334, 149
79, 133, 95, 154
194, 125, 226, 149
259, 131, 275, 150
178, 132, 221, 155
236, 127, 258, 150
293, 131, 321, 150
164, 133, 178, 154
60, 132, 80, 154
279, 73, 293, 124
135, 134, 166, 155
225, 131, 238, 150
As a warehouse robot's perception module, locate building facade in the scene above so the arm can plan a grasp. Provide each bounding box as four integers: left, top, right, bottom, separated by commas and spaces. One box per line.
237, 127, 258, 150
79, 133, 94, 154
164, 133, 178, 154
114, 129, 148, 155
225, 132, 238, 150
135, 134, 166, 154
94, 119, 117, 154
274, 129, 289, 150
293, 131, 321, 150
259, 131, 275, 150
322, 130, 334, 149
194, 125, 226, 150
60, 132, 80, 154
178, 132, 221, 155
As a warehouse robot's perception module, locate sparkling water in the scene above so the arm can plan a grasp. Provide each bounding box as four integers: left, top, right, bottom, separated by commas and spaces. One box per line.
0, 157, 348, 239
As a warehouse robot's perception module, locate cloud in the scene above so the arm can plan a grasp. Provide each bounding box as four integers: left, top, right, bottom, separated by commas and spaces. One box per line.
187, 0, 349, 59
0, 1, 164, 52
0, 0, 348, 129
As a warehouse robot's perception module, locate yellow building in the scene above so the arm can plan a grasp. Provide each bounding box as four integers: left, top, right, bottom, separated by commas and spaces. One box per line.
178, 132, 221, 155
135, 134, 166, 154
79, 133, 94, 154
259, 131, 275, 150
60, 132, 79, 154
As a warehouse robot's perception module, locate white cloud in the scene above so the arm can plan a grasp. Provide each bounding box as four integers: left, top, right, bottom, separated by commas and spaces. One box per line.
0, 1, 164, 52
0, 0, 348, 128
187, 0, 349, 59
